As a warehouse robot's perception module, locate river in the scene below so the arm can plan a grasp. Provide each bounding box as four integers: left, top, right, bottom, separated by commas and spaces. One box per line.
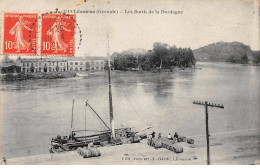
1, 62, 259, 159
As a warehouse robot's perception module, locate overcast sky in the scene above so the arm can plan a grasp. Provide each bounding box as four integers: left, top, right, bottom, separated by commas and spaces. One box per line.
1, 0, 259, 57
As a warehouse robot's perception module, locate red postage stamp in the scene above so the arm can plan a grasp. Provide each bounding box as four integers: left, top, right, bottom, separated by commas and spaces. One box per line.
41, 14, 76, 56
3, 13, 38, 55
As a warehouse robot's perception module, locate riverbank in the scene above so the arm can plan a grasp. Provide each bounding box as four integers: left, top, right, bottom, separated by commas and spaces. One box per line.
6, 129, 259, 165
111, 66, 197, 75
0, 67, 196, 81
0, 71, 76, 81
196, 60, 260, 66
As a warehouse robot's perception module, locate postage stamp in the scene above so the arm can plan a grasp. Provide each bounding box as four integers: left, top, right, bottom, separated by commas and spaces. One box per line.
41, 13, 76, 56
3, 13, 38, 55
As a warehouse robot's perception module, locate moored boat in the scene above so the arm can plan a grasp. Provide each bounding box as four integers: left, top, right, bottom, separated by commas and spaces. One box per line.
50, 34, 151, 153
76, 72, 89, 77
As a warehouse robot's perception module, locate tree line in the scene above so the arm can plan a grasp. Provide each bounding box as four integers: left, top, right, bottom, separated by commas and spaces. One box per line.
226, 51, 260, 64
112, 42, 196, 71
227, 54, 249, 64
253, 51, 260, 64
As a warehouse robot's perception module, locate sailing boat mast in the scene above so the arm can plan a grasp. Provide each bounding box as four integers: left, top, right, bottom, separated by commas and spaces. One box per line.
107, 34, 115, 139
70, 99, 75, 136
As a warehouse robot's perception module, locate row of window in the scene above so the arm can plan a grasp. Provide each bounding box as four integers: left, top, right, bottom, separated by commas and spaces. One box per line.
23, 67, 67, 73
69, 61, 104, 65
69, 66, 104, 71
23, 62, 66, 67
22, 61, 104, 67
22, 65, 104, 72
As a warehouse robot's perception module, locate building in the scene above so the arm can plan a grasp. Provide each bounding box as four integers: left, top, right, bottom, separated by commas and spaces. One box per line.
67, 57, 86, 71
17, 57, 106, 73
67, 57, 106, 72
89, 58, 105, 71
0, 56, 106, 74
18, 58, 68, 73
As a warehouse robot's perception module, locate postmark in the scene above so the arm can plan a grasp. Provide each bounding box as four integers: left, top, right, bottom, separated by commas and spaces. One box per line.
41, 13, 76, 56
3, 13, 38, 55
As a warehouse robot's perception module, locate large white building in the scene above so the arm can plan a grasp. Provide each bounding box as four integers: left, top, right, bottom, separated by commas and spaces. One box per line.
18, 58, 68, 73
15, 57, 106, 73
67, 57, 105, 72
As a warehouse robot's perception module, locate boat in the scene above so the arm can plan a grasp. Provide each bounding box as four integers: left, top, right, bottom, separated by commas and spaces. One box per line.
50, 35, 151, 153
76, 72, 89, 77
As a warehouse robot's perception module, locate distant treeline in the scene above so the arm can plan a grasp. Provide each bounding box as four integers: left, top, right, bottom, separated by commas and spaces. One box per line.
226, 54, 250, 64
227, 51, 260, 64
112, 42, 196, 71
253, 51, 260, 64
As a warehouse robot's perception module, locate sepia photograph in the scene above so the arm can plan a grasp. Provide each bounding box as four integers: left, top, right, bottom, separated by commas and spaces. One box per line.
0, 0, 259, 165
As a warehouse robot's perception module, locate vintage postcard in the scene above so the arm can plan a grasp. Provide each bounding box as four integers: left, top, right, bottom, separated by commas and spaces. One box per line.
0, 0, 259, 165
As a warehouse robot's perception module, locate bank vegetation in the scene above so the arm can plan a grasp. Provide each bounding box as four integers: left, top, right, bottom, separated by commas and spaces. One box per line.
112, 42, 196, 71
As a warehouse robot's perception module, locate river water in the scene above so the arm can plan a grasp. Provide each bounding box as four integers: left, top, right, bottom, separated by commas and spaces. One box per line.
1, 62, 259, 159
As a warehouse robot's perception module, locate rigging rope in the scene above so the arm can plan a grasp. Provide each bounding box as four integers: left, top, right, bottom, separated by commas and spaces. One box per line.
118, 85, 151, 126
113, 73, 151, 127
84, 77, 107, 127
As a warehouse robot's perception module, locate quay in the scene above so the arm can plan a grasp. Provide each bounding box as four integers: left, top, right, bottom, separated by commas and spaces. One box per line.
6, 129, 260, 165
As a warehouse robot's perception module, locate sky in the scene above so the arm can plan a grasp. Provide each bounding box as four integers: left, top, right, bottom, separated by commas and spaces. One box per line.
0, 0, 259, 57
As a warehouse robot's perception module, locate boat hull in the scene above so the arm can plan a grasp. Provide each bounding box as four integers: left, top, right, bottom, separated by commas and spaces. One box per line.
50, 127, 138, 153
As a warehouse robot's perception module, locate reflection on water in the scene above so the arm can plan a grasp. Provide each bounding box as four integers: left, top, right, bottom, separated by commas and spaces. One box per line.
1, 62, 259, 158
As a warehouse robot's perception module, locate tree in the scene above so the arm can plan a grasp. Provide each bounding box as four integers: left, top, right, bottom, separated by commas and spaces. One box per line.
152, 42, 169, 69
138, 53, 153, 70
112, 42, 196, 70
241, 54, 248, 64
111, 52, 120, 62
17, 56, 22, 61
253, 51, 260, 64
227, 55, 236, 63
3, 55, 14, 63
